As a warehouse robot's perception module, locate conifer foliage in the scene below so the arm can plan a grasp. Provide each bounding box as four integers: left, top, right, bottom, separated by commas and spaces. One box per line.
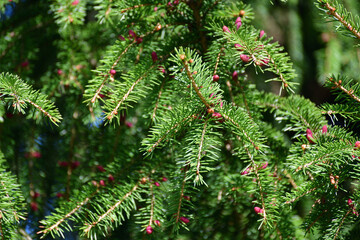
0, 0, 360, 239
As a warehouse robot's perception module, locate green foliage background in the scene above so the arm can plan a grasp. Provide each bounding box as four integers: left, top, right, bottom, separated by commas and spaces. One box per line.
0, 0, 360, 239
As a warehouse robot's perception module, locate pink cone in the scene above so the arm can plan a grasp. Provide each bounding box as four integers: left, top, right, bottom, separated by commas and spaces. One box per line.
129, 30, 136, 38
259, 58, 269, 66
58, 161, 68, 167
146, 225, 153, 234
136, 37, 143, 44
213, 75, 220, 82
180, 216, 190, 224
259, 30, 265, 38
306, 129, 314, 144
96, 165, 106, 172
151, 51, 158, 63
234, 44, 244, 51
71, 161, 80, 169
254, 206, 263, 214
232, 71, 238, 81
33, 192, 40, 198
71, 0, 79, 6
30, 202, 38, 211
108, 174, 115, 182
183, 196, 190, 200
21, 61, 29, 68
56, 192, 64, 198
240, 54, 250, 63
235, 17, 242, 30
261, 162, 268, 169
99, 180, 105, 186
222, 25, 231, 34
322, 125, 328, 134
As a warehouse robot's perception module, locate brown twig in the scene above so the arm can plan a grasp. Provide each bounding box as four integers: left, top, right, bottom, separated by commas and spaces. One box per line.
334, 209, 352, 240
323, 2, 360, 39
285, 187, 317, 204
149, 184, 155, 226
283, 170, 298, 189
175, 168, 188, 223
329, 78, 360, 103
151, 79, 166, 122
120, 4, 152, 13
221, 113, 259, 150
196, 120, 208, 175
187, 0, 207, 52
226, 80, 235, 105
37, 188, 100, 236
245, 147, 267, 222
181, 57, 211, 109
91, 42, 135, 104
83, 183, 139, 234
213, 47, 225, 76
26, 99, 60, 124
306, 209, 328, 233
91, 23, 169, 105
0, 212, 4, 240
148, 115, 194, 152
107, 65, 156, 120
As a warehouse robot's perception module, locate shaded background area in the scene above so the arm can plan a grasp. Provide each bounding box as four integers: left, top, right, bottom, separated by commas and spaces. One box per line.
1, 0, 360, 239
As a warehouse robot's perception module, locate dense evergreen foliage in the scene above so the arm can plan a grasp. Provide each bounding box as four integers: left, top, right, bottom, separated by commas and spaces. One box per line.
1, 0, 360, 239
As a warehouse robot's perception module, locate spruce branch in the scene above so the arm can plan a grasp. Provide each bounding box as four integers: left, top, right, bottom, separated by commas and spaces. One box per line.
0, 214, 4, 240
37, 188, 100, 238
120, 3, 152, 13
180, 54, 211, 109
187, 0, 208, 51
294, 141, 354, 173
246, 147, 267, 224
86, 23, 168, 107
83, 183, 139, 235
149, 184, 155, 227
106, 64, 157, 121
90, 42, 135, 104
320, 103, 360, 122
237, 79, 252, 118
226, 79, 235, 104
147, 114, 194, 153
285, 187, 317, 204
0, 73, 62, 125
26, 99, 59, 125
319, 0, 360, 39
212, 46, 225, 76
0, 180, 23, 222
175, 168, 188, 224
305, 209, 328, 234
328, 77, 360, 103
196, 120, 208, 176
220, 107, 261, 151
151, 79, 166, 122
334, 208, 352, 240
0, 153, 26, 239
